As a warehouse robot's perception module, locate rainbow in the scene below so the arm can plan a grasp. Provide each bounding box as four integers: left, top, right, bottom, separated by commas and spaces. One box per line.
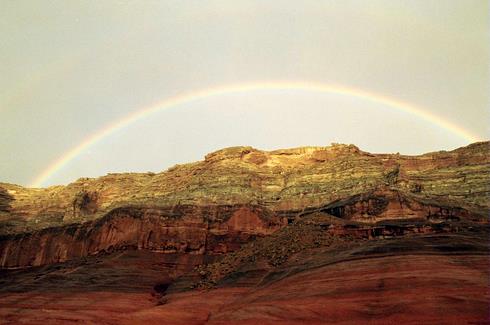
30, 81, 480, 187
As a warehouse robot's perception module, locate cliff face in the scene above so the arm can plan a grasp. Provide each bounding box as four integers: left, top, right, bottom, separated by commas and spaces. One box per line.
2, 142, 488, 229
0, 205, 282, 268
0, 142, 488, 268
0, 142, 489, 324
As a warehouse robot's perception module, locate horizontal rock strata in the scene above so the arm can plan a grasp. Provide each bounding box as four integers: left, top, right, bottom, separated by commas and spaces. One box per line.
1, 142, 488, 232
0, 142, 488, 324
0, 205, 282, 268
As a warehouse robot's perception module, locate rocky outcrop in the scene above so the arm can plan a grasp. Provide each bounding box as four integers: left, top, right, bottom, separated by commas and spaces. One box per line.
0, 142, 488, 268
0, 142, 488, 324
0, 205, 283, 268
316, 186, 478, 223
0, 188, 14, 213
1, 142, 488, 233
0, 192, 478, 268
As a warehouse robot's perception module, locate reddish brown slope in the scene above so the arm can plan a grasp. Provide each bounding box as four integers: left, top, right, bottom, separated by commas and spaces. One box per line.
0, 226, 488, 324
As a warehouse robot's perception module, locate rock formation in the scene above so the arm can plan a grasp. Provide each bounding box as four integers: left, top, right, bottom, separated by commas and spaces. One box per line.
0, 141, 488, 324
0, 205, 283, 267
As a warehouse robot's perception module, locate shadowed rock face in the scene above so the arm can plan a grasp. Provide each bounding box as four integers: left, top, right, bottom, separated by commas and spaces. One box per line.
318, 186, 478, 222
0, 142, 488, 324
0, 188, 14, 213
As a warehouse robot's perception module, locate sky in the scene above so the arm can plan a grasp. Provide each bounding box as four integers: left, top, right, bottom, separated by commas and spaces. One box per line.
1, 0, 488, 187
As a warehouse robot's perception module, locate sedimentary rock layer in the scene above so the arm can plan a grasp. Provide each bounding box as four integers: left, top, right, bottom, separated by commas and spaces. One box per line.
0, 142, 488, 324
1, 142, 488, 233
0, 142, 488, 268
1, 226, 487, 324
0, 205, 282, 268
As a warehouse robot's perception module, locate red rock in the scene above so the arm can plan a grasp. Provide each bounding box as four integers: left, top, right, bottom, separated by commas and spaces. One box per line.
1, 236, 487, 324
0, 205, 283, 268
0, 142, 488, 324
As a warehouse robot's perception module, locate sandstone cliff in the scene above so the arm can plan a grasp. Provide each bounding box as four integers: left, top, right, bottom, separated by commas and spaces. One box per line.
2, 142, 488, 229
0, 142, 488, 268
0, 142, 489, 324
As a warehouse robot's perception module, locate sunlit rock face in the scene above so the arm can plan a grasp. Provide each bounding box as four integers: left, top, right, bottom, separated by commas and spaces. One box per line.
0, 142, 488, 324
1, 142, 488, 231
0, 205, 283, 268
0, 142, 488, 268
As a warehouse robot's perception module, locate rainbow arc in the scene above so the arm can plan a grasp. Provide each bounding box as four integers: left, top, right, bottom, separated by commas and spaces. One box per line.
31, 81, 480, 187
